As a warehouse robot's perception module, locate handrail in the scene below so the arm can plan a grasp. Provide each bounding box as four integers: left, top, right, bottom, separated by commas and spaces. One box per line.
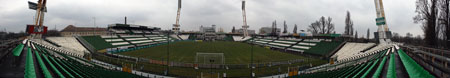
326, 41, 346, 58
75, 35, 96, 53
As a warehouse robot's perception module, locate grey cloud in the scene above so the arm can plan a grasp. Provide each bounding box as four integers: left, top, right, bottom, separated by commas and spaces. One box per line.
0, 0, 421, 37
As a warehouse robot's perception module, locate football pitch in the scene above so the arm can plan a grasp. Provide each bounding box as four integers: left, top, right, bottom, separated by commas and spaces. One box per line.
118, 41, 307, 64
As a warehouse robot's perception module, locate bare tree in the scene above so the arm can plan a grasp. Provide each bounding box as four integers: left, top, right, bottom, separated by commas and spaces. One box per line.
439, 0, 450, 48
367, 28, 370, 39
283, 20, 288, 33
392, 32, 401, 42
232, 26, 235, 33
293, 24, 298, 33
406, 32, 414, 38
308, 21, 320, 34
307, 16, 335, 34
414, 0, 439, 46
326, 17, 335, 34
345, 11, 354, 35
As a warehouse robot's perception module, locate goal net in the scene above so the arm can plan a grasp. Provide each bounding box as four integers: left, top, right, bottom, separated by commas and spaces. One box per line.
195, 53, 225, 65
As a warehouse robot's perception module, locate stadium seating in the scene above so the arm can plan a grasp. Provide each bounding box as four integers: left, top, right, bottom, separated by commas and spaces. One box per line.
81, 35, 177, 53
30, 39, 84, 57
290, 46, 435, 78
12, 43, 25, 56
224, 35, 234, 41
170, 35, 180, 40
21, 41, 144, 78
110, 29, 127, 34
248, 38, 342, 56
302, 41, 343, 55
46, 37, 89, 54
332, 42, 376, 61
233, 36, 252, 41
397, 49, 434, 78
188, 34, 197, 40
179, 35, 190, 40
131, 30, 143, 34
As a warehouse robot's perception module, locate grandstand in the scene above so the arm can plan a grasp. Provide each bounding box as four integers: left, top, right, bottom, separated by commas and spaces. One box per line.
30, 39, 85, 57
248, 37, 343, 57
108, 23, 161, 35
291, 46, 435, 78
46, 37, 89, 54
233, 36, 252, 41
2, 39, 144, 78
332, 42, 376, 61
80, 34, 177, 53
4, 35, 449, 77
178, 35, 189, 40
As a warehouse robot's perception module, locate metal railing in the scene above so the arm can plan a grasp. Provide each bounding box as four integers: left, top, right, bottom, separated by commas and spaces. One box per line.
401, 45, 450, 78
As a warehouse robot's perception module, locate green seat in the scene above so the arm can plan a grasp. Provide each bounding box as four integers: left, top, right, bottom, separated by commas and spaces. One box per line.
361, 59, 380, 77
397, 49, 434, 78
13, 43, 25, 56
355, 59, 379, 78
372, 56, 387, 78
24, 47, 36, 78
386, 53, 397, 78
49, 56, 82, 78
41, 54, 66, 78
34, 49, 53, 78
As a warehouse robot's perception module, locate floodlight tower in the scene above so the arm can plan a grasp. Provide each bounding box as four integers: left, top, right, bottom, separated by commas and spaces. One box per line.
374, 0, 391, 43
173, 0, 182, 34
242, 0, 249, 37
28, 0, 48, 39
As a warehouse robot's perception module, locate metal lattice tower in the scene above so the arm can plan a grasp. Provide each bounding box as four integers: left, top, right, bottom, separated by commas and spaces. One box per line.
242, 0, 249, 37
30, 0, 48, 39
173, 0, 182, 34
374, 0, 391, 43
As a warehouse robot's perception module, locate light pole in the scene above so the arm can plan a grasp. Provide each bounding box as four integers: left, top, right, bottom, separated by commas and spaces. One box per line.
166, 30, 171, 76
250, 35, 254, 77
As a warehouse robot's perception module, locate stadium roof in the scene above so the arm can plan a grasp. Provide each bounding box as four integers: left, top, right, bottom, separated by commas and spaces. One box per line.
61, 25, 107, 32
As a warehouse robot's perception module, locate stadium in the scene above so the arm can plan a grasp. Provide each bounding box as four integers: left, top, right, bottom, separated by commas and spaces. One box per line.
1, 0, 450, 78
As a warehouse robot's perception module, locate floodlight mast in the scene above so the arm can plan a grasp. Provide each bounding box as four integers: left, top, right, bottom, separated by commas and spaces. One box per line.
242, 0, 249, 37
173, 0, 182, 34
33, 0, 47, 39
374, 0, 390, 43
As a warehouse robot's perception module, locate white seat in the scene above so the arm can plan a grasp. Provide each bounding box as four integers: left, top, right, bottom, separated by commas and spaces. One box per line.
332, 42, 377, 61
131, 40, 153, 44
125, 38, 148, 41
111, 42, 130, 45
179, 35, 189, 40
105, 39, 124, 42
292, 45, 311, 49
101, 35, 119, 38
297, 42, 316, 46
46, 37, 89, 55
268, 42, 290, 47
274, 40, 297, 44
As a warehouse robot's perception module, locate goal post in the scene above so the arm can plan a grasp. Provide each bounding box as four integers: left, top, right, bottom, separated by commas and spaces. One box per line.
195, 53, 225, 65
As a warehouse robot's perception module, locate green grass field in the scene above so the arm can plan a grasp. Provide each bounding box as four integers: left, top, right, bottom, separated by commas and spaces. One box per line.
118, 41, 306, 64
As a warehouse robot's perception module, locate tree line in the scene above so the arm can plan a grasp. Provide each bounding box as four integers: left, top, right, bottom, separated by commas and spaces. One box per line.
414, 0, 450, 49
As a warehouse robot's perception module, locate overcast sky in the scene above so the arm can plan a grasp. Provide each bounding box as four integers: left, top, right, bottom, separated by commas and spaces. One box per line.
0, 0, 420, 37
